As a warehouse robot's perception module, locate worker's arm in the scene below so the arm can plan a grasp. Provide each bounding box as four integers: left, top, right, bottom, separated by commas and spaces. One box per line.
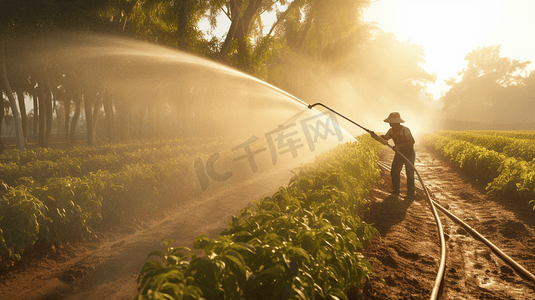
370, 131, 389, 145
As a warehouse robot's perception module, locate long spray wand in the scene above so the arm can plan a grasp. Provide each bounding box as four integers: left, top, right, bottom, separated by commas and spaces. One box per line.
307, 103, 391, 147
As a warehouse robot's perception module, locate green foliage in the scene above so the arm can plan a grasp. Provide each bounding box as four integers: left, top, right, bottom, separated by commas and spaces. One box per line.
0, 185, 49, 259
436, 131, 535, 162
423, 132, 535, 212
135, 240, 202, 300
0, 138, 234, 187
33, 176, 105, 242
442, 45, 533, 123
0, 138, 228, 261
0, 0, 109, 31
135, 136, 382, 299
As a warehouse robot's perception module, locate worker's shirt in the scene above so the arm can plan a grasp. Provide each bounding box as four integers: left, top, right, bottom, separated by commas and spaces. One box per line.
383, 125, 415, 149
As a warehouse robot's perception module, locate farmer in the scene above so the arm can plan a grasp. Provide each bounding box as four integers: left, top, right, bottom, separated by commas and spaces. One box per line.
371, 112, 415, 199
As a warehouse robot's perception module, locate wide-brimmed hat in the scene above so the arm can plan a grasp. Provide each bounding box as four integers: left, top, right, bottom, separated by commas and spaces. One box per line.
383, 112, 405, 123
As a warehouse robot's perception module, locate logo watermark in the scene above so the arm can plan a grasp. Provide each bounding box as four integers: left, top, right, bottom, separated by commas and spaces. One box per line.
194, 111, 344, 191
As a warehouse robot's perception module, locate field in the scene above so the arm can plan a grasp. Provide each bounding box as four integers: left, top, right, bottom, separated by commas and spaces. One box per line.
423, 130, 535, 211
1, 131, 535, 299
1, 135, 385, 299
0, 137, 238, 261
134, 136, 383, 299
363, 145, 535, 299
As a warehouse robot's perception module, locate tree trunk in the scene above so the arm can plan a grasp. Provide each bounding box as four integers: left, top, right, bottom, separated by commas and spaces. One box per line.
115, 97, 130, 141
37, 91, 46, 146
16, 91, 27, 145
70, 92, 82, 144
92, 90, 103, 142
176, 0, 190, 50
0, 95, 4, 152
32, 93, 38, 138
42, 70, 53, 147
35, 70, 53, 147
220, 0, 263, 63
84, 92, 94, 147
297, 14, 313, 52
83, 85, 102, 147
236, 0, 263, 38
0, 41, 25, 151
103, 90, 115, 143
64, 94, 71, 139
219, 0, 242, 57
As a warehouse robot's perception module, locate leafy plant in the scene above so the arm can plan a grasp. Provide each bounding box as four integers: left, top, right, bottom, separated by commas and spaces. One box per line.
135, 239, 202, 300
424, 132, 535, 212
135, 137, 383, 299
0, 138, 229, 260
0, 185, 50, 260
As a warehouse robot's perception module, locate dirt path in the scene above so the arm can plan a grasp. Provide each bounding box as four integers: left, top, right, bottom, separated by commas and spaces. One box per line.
0, 164, 296, 300
2, 145, 535, 299
363, 145, 535, 299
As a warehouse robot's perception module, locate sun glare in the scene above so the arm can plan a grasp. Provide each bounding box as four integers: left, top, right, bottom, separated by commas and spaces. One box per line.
394, 1, 501, 76
365, 0, 511, 99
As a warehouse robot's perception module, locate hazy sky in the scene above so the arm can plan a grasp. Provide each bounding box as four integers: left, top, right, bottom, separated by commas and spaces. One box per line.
202, 1, 535, 101
363, 0, 535, 99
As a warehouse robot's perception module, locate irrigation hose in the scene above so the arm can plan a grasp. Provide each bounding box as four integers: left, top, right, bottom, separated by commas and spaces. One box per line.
432, 202, 535, 282
377, 154, 535, 283
382, 148, 447, 300
307, 103, 534, 294
307, 103, 447, 300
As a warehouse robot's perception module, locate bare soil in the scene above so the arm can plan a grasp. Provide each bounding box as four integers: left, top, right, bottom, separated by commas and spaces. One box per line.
1, 145, 535, 299
362, 145, 535, 299
0, 163, 295, 300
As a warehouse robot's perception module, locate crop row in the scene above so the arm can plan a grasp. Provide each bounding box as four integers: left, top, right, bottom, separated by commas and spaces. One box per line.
134, 135, 383, 300
0, 143, 212, 260
0, 138, 236, 187
447, 130, 535, 140
423, 134, 535, 211
0, 137, 235, 166
435, 131, 535, 162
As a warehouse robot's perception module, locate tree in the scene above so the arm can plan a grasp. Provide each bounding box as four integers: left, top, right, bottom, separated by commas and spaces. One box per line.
285, 0, 371, 60
0, 40, 24, 151
265, 0, 374, 94
99, 0, 215, 54
353, 33, 436, 107
442, 45, 531, 123
0, 0, 109, 149
0, 0, 439, 149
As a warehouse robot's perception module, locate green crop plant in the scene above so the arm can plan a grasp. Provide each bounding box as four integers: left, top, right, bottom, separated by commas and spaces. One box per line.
0, 137, 235, 188
33, 176, 105, 242
435, 131, 535, 162
135, 137, 382, 300
0, 185, 50, 260
424, 132, 535, 214
136, 239, 203, 299
0, 138, 217, 260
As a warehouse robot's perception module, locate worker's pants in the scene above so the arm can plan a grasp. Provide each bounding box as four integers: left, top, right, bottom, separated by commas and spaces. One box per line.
391, 147, 415, 196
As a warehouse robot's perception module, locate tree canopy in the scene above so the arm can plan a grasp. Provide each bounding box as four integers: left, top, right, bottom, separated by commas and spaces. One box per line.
0, 0, 438, 151
442, 45, 533, 124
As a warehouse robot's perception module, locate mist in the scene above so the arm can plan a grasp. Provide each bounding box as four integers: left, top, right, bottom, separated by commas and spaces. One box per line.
2, 31, 361, 195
